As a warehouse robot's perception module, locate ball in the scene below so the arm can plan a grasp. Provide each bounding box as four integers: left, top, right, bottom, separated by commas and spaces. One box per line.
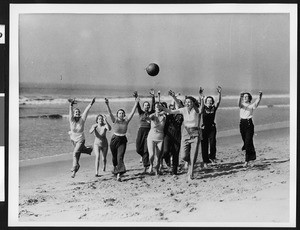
146, 63, 159, 76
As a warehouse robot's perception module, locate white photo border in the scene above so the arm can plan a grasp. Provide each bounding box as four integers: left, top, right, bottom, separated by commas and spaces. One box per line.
9, 3, 297, 227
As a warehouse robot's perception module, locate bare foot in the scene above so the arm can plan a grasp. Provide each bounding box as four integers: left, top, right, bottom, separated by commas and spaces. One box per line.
117, 173, 121, 182
71, 171, 76, 178
187, 174, 194, 181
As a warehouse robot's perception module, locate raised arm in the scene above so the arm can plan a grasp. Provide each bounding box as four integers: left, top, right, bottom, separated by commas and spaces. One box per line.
169, 90, 183, 109
103, 115, 112, 131
238, 92, 244, 108
215, 86, 222, 109
82, 98, 95, 121
105, 98, 116, 123
133, 91, 143, 115
68, 98, 76, 122
252, 91, 263, 109
127, 97, 140, 122
149, 89, 156, 112
158, 103, 181, 115
197, 87, 205, 114
198, 95, 204, 114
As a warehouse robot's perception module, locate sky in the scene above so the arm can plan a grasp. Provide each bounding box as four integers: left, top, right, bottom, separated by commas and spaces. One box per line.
19, 12, 290, 92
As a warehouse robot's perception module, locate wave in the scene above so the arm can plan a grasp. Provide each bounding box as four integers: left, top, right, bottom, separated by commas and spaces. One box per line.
19, 94, 290, 105
19, 104, 290, 119
19, 96, 157, 105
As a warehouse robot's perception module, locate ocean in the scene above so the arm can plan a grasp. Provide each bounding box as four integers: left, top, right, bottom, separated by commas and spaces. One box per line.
19, 84, 290, 161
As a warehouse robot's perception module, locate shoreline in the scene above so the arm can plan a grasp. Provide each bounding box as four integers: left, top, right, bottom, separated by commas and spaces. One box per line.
19, 121, 289, 168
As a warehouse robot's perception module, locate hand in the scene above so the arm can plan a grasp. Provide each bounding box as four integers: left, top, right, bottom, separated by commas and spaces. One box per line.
91, 97, 96, 105
199, 87, 204, 95
103, 115, 107, 123
68, 98, 77, 105
104, 98, 109, 105
168, 90, 175, 97
217, 86, 222, 93
133, 91, 138, 98
149, 89, 155, 96
259, 91, 263, 98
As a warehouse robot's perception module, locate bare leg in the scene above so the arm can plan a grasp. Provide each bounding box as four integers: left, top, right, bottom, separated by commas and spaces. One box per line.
101, 146, 108, 172
71, 141, 83, 178
156, 141, 163, 175
147, 138, 155, 174
94, 145, 100, 176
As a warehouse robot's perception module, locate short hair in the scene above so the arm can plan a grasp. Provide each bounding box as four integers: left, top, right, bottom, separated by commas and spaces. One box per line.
161, 102, 168, 108
185, 96, 199, 108
116, 109, 126, 117
205, 96, 215, 104
243, 92, 252, 102
95, 114, 103, 123
143, 101, 150, 106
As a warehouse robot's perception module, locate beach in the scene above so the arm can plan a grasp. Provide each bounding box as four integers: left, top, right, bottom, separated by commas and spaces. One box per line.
10, 8, 297, 227
18, 124, 291, 226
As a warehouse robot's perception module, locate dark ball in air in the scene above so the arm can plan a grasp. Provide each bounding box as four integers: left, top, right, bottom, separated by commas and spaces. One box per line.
146, 63, 160, 76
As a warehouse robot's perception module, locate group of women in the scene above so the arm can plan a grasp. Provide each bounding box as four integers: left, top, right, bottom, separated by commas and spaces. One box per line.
68, 87, 263, 181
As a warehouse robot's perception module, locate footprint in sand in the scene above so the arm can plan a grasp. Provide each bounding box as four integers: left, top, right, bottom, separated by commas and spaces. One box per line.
103, 198, 117, 206
19, 209, 38, 217
78, 213, 87, 219
189, 207, 197, 212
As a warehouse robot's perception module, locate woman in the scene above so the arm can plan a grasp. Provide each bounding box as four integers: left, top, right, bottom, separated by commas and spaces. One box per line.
238, 91, 263, 167
105, 96, 139, 181
201, 86, 222, 166
89, 114, 111, 177
162, 90, 184, 175
134, 89, 155, 173
147, 102, 166, 175
159, 89, 204, 180
68, 98, 95, 178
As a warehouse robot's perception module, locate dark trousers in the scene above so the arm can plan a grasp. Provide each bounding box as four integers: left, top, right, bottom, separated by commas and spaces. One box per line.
201, 125, 217, 163
162, 135, 180, 174
110, 135, 127, 174
239, 119, 256, 162
136, 127, 150, 167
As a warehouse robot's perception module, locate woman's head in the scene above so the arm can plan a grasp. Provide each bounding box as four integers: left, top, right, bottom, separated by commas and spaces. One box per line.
116, 109, 126, 119
96, 114, 104, 124
185, 96, 199, 109
242, 92, 252, 103
154, 102, 163, 112
143, 101, 150, 112
73, 108, 81, 118
205, 96, 215, 107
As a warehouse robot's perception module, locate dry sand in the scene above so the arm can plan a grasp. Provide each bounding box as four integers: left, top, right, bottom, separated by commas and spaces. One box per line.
18, 126, 292, 226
